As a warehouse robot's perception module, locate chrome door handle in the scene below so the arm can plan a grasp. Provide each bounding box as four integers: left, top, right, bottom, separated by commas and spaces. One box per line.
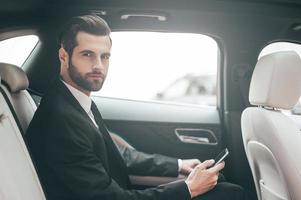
175, 128, 218, 145
177, 135, 209, 144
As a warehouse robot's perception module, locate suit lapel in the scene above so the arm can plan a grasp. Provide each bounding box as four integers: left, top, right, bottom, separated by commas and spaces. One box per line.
54, 79, 130, 188
56, 79, 88, 117
91, 101, 130, 188
56, 80, 101, 132
55, 79, 110, 171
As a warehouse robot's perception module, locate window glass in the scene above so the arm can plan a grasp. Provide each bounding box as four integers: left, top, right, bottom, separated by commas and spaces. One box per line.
93, 32, 218, 106
0, 35, 39, 67
259, 42, 301, 114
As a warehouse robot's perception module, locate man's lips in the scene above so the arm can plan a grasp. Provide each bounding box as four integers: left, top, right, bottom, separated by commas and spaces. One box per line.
87, 73, 104, 79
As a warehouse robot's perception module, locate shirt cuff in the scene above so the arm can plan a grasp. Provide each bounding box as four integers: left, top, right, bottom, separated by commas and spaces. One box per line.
184, 180, 192, 198
178, 159, 183, 172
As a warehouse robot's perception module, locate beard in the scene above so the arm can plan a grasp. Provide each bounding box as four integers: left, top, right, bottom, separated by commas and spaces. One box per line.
68, 60, 105, 92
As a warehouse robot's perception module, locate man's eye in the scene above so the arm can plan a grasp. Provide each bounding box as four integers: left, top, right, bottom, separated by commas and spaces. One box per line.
83, 53, 92, 57
102, 55, 110, 60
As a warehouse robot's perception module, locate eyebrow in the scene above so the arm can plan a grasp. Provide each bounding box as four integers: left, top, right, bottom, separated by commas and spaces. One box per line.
79, 50, 94, 54
79, 50, 111, 57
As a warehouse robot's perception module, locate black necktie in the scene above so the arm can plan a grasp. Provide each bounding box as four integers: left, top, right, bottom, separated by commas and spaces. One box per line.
90, 101, 130, 188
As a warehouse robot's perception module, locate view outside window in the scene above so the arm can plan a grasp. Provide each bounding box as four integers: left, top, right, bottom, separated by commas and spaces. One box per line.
93, 32, 218, 106
0, 35, 39, 67
259, 42, 301, 114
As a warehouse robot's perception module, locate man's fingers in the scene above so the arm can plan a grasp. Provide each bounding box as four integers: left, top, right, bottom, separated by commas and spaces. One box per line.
197, 159, 215, 169
187, 168, 193, 173
208, 161, 225, 173
191, 159, 201, 168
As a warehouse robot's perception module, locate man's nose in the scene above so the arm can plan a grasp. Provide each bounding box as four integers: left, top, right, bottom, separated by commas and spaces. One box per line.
93, 57, 104, 69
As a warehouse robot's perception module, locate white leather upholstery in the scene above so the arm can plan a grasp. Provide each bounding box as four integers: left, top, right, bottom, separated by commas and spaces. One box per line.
0, 80, 46, 199
0, 63, 37, 133
241, 51, 301, 200
249, 51, 301, 110
0, 63, 29, 93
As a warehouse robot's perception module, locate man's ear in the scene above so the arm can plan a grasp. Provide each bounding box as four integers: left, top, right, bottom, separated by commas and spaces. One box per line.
59, 47, 69, 68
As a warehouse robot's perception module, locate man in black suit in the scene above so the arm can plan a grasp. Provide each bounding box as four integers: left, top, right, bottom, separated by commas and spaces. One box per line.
26, 15, 246, 200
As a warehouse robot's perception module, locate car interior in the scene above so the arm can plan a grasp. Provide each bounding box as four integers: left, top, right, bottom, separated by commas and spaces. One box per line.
0, 0, 301, 199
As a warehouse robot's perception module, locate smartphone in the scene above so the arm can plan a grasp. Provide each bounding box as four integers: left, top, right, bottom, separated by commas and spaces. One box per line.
213, 148, 229, 166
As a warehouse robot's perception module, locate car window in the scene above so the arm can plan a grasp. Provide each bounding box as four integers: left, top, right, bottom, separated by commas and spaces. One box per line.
0, 35, 39, 67
259, 42, 301, 114
92, 31, 218, 106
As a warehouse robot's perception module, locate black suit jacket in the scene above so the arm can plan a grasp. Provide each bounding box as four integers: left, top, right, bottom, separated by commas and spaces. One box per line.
26, 79, 190, 200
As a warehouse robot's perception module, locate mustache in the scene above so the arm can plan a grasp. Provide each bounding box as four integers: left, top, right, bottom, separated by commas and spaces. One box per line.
86, 70, 105, 78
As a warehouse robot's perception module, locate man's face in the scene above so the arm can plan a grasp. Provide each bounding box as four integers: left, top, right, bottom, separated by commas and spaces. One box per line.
67, 31, 111, 94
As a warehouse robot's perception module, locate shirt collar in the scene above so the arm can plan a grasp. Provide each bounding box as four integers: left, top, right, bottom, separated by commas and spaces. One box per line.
62, 80, 92, 114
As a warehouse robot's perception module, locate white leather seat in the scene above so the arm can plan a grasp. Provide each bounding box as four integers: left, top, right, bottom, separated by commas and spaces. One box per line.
241, 51, 301, 200
0, 74, 46, 199
0, 63, 37, 133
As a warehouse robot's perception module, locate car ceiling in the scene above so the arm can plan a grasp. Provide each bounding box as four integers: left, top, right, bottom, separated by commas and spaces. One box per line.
1, 0, 300, 40
1, 0, 301, 11
1, 0, 300, 38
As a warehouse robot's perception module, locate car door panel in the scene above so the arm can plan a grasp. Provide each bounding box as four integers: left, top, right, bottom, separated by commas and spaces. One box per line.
93, 96, 223, 162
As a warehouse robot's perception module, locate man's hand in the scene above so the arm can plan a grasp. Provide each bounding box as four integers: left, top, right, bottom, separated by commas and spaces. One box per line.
185, 159, 225, 198
180, 159, 201, 175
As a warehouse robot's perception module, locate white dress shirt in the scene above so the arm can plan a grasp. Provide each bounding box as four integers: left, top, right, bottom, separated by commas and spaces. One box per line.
62, 80, 98, 127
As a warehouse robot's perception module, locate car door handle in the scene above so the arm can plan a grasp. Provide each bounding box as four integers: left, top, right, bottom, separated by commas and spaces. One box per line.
175, 128, 218, 145
177, 135, 210, 144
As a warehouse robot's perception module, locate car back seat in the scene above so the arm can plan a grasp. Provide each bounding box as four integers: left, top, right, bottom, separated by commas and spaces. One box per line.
0, 65, 46, 199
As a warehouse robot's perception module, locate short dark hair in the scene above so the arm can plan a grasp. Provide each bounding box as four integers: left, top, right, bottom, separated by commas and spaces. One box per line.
58, 15, 111, 56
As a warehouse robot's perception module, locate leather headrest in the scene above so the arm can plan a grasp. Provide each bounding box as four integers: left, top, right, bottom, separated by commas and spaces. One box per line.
0, 63, 29, 93
249, 51, 301, 110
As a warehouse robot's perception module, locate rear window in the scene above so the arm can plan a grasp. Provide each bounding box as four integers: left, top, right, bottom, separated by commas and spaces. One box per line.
0, 35, 39, 67
93, 31, 218, 107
